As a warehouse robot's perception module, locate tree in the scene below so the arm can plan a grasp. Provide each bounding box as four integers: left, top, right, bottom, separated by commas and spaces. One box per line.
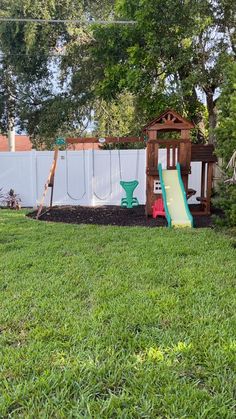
93, 90, 144, 136
0, 1, 90, 149
82, 0, 236, 144
0, 0, 116, 149
0, 61, 17, 151
1, 0, 234, 150
0, 0, 64, 150
215, 60, 236, 225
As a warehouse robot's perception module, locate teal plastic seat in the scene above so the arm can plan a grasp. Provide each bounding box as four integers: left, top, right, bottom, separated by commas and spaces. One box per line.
120, 180, 139, 209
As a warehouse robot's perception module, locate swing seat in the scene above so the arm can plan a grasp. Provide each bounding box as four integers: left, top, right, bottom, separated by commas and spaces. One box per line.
121, 197, 139, 208
120, 180, 139, 209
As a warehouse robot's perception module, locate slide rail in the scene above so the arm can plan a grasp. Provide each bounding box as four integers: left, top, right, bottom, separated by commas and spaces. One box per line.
176, 163, 193, 227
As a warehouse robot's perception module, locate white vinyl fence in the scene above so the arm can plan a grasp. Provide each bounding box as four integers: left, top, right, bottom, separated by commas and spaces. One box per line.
0, 150, 201, 207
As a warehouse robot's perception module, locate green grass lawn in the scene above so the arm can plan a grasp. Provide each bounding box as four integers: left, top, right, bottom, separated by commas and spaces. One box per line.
0, 210, 235, 418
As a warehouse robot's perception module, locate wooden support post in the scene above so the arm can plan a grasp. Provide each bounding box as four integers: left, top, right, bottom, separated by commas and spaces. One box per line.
201, 162, 206, 199
172, 146, 176, 167
36, 148, 59, 219
167, 146, 170, 169
177, 145, 180, 163
49, 184, 54, 208
154, 142, 159, 170
206, 163, 213, 214
178, 131, 191, 193
146, 130, 157, 216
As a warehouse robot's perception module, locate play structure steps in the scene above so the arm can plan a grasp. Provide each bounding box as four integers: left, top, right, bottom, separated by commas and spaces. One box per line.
158, 163, 193, 228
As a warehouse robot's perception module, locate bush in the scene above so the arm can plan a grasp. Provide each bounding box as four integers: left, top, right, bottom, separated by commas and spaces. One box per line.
213, 182, 236, 226
215, 60, 236, 226
0, 188, 21, 210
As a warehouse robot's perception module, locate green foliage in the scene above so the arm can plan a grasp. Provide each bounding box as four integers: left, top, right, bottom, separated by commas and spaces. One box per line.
91, 21, 189, 120
0, 0, 112, 144
94, 91, 138, 136
92, 91, 147, 149
0, 0, 67, 137
19, 93, 91, 149
0, 0, 235, 146
85, 0, 235, 142
215, 60, 236, 226
214, 182, 236, 226
0, 210, 235, 416
216, 61, 236, 162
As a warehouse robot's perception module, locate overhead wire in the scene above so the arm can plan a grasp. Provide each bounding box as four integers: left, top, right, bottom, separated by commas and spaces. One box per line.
0, 50, 135, 59
0, 18, 136, 25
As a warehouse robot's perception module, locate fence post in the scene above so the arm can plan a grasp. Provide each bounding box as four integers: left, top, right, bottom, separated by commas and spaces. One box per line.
87, 149, 93, 206
30, 150, 37, 208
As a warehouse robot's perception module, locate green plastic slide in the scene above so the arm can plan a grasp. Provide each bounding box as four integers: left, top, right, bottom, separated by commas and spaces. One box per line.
158, 163, 193, 227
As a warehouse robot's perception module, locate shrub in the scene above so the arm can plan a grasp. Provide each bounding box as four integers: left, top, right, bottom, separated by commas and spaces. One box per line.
0, 189, 21, 210
215, 60, 236, 226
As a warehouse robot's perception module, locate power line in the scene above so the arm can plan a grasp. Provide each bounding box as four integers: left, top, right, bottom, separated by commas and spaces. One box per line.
0, 17, 136, 25
0, 52, 68, 57
0, 51, 130, 58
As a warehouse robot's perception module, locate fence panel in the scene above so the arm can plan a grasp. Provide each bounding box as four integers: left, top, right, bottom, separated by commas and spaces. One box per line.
0, 150, 201, 207
0, 152, 34, 206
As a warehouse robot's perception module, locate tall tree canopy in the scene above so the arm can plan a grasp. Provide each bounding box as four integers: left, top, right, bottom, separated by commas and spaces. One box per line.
0, 0, 235, 148
80, 0, 235, 143
0, 0, 115, 148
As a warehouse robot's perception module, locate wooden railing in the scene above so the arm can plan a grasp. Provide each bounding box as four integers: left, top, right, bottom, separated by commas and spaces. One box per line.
146, 139, 190, 174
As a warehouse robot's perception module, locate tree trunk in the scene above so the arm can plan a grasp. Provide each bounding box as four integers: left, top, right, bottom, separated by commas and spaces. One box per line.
7, 117, 15, 152
205, 88, 217, 145
4, 63, 16, 152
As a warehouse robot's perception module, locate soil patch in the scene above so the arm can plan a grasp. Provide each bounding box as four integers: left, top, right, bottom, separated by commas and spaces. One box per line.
27, 205, 215, 228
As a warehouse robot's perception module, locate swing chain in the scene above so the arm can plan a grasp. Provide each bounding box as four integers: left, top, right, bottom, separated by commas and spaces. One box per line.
117, 136, 140, 181
117, 137, 122, 181
92, 142, 113, 200
135, 148, 140, 180
66, 144, 87, 201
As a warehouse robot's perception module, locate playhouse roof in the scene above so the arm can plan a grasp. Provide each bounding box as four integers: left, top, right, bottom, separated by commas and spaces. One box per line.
142, 109, 194, 131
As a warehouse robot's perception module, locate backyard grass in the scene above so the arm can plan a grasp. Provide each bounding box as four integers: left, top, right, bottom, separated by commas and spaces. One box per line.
0, 210, 235, 418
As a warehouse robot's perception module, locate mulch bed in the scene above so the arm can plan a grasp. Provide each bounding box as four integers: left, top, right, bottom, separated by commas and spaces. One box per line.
27, 205, 215, 228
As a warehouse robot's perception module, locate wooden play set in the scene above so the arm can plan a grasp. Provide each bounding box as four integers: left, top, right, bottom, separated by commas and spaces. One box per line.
36, 109, 217, 226
143, 109, 217, 217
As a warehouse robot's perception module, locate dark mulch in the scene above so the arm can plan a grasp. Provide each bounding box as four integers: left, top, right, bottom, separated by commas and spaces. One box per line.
27, 205, 215, 228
